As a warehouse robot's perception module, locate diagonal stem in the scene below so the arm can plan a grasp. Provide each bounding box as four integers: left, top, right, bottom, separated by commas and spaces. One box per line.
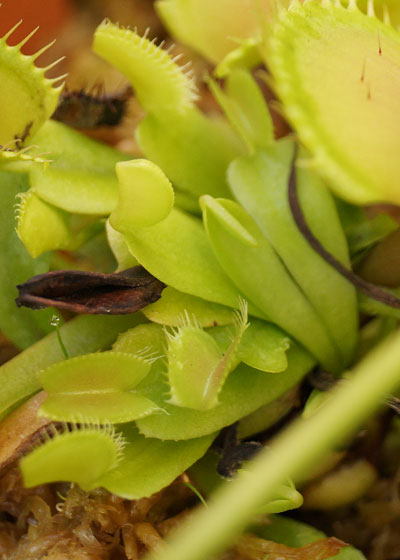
288, 147, 400, 309
147, 325, 400, 560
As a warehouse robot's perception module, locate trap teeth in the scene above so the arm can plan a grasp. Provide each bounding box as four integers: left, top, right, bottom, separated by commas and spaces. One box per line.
0, 22, 62, 144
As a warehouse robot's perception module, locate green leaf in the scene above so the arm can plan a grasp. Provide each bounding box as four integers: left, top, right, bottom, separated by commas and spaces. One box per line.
38, 351, 159, 423
190, 452, 304, 515
212, 319, 291, 373
0, 314, 143, 420
254, 515, 366, 559
30, 167, 119, 215
156, 0, 278, 64
237, 387, 298, 439
137, 110, 243, 200
31, 120, 128, 173
124, 207, 254, 311
167, 326, 226, 410
337, 201, 398, 256
228, 140, 358, 366
110, 159, 174, 231
0, 170, 53, 349
106, 220, 138, 272
28, 120, 130, 214
239, 470, 303, 514
358, 287, 400, 321
201, 195, 341, 371
209, 68, 274, 152
16, 191, 76, 258
98, 424, 215, 499
111, 323, 308, 440
215, 37, 263, 78
136, 342, 314, 440
112, 322, 166, 355
142, 287, 234, 328
93, 21, 242, 200
20, 425, 125, 491
166, 300, 248, 410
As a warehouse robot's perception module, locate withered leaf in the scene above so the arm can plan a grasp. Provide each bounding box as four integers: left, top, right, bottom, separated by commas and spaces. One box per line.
0, 392, 54, 475
16, 266, 165, 315
52, 86, 132, 129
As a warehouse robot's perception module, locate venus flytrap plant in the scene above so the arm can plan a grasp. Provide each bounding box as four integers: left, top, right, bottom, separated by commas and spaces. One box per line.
214, 37, 264, 79
93, 20, 245, 201
228, 141, 358, 367
1, 4, 400, 557
9, 119, 133, 258
20, 423, 126, 491
15, 320, 220, 500
141, 287, 235, 328
208, 68, 358, 366
166, 299, 249, 410
37, 351, 160, 424
155, 0, 288, 65
122, 205, 262, 314
207, 69, 275, 153
27, 120, 131, 216
265, 0, 400, 205
16, 191, 83, 258
135, 343, 314, 440
1, 121, 131, 267
0, 170, 54, 349
0, 20, 68, 348
93, 19, 198, 116
0, 142, 52, 170
96, 424, 216, 500
0, 21, 64, 146
106, 220, 139, 271
147, 325, 400, 560
201, 195, 341, 371
238, 469, 303, 515
0, 313, 143, 420
110, 159, 175, 231
108, 315, 313, 441
211, 319, 290, 373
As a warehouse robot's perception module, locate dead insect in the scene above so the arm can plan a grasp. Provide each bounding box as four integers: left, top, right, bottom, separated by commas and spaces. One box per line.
213, 423, 261, 479
15, 266, 165, 315
52, 85, 132, 129
307, 369, 337, 392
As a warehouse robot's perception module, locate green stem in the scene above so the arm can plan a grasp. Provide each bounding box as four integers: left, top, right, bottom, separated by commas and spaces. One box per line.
0, 313, 142, 420
148, 327, 400, 560
55, 326, 69, 360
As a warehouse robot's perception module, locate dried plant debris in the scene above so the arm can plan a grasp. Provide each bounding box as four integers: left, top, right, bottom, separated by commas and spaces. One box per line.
301, 473, 400, 560
0, 393, 52, 475
52, 86, 132, 129
234, 533, 347, 560
0, 470, 193, 559
0, 468, 351, 560
15, 266, 165, 314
